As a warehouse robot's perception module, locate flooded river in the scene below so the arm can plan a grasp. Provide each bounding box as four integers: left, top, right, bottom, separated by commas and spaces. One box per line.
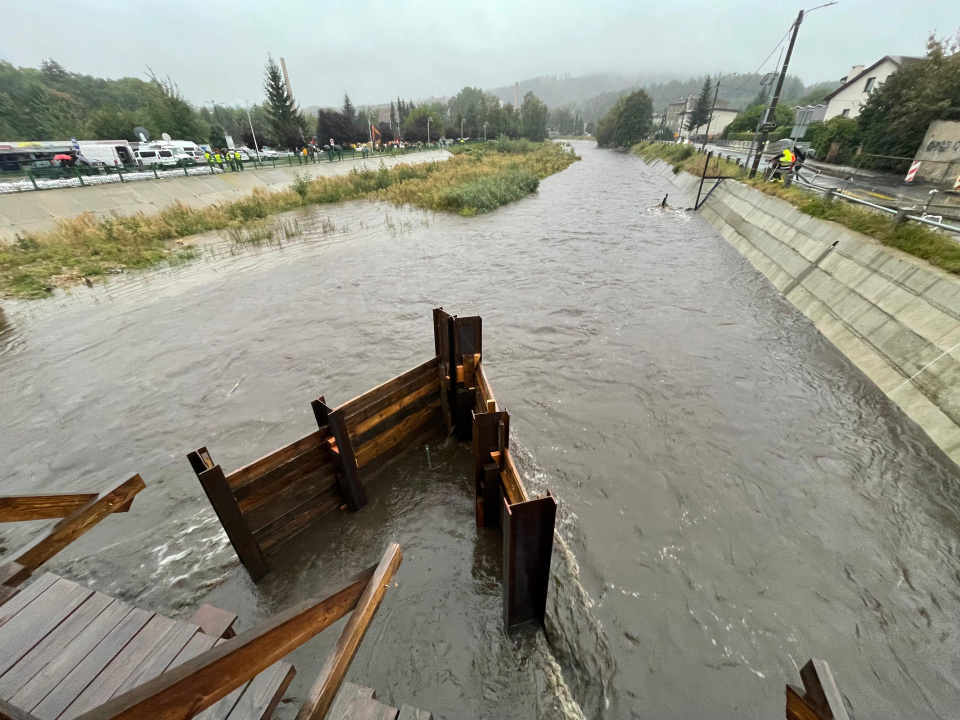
2, 140, 959, 719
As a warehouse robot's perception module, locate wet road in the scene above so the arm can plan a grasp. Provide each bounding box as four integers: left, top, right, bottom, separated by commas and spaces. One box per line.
2, 140, 959, 719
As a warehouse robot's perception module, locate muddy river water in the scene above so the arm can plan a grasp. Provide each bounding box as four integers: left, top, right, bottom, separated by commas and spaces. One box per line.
2, 140, 959, 719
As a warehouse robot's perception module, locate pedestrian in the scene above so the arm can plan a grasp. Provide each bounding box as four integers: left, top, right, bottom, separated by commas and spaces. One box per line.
234, 150, 244, 171
214, 150, 223, 170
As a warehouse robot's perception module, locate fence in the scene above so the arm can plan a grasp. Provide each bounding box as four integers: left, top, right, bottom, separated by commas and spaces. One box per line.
189, 307, 557, 630
0, 145, 444, 195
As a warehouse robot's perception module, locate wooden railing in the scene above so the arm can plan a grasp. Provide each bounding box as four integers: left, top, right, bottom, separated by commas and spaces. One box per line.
0, 475, 146, 605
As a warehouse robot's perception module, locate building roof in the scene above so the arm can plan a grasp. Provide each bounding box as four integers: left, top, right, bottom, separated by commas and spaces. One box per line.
823, 55, 920, 102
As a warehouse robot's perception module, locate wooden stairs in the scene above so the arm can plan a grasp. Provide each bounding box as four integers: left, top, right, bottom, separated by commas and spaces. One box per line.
327, 682, 430, 720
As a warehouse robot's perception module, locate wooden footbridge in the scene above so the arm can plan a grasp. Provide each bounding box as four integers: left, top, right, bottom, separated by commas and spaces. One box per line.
0, 309, 850, 720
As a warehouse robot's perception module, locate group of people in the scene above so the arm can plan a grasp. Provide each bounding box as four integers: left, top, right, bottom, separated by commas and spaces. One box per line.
204, 149, 245, 171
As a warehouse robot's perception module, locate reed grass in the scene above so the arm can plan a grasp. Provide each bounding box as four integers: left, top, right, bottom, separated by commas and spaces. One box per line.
1, 141, 577, 298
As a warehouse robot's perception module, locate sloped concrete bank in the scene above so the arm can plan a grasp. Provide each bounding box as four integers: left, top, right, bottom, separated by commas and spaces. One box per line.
0, 150, 449, 241
652, 158, 960, 466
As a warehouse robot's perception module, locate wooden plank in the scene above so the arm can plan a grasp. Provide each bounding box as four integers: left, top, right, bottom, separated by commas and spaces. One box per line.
29, 607, 152, 720
0, 496, 98, 524
502, 494, 557, 629
432, 307, 447, 359
0, 698, 40, 720
500, 452, 528, 506
337, 358, 439, 421
166, 633, 218, 670
0, 575, 58, 625
7, 601, 133, 713
351, 388, 440, 450
193, 465, 269, 583
343, 365, 439, 432
327, 695, 397, 720
0, 579, 93, 677
254, 488, 341, 556
454, 316, 482, 360
191, 639, 245, 720
110, 622, 200, 697
12, 477, 145, 578
786, 686, 824, 720
0, 588, 19, 609
397, 705, 431, 720
474, 363, 497, 413
357, 423, 444, 488
354, 401, 442, 468
0, 593, 114, 701
190, 607, 237, 640
242, 466, 338, 536
234, 447, 334, 514
295, 543, 402, 720
347, 378, 439, 441
327, 682, 374, 720
70, 563, 381, 720
223, 432, 327, 492
222, 661, 294, 720
60, 615, 178, 718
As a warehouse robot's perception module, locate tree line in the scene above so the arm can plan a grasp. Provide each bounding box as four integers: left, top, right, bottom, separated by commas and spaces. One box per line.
0, 58, 553, 149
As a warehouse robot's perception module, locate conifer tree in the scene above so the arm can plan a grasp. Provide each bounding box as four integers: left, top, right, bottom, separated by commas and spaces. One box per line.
262, 55, 303, 148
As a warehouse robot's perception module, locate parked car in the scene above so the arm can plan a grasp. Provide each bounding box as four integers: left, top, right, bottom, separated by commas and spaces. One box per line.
259, 146, 280, 159
135, 147, 178, 167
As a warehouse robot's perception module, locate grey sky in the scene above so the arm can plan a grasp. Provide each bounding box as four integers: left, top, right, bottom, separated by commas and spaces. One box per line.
3, 0, 957, 108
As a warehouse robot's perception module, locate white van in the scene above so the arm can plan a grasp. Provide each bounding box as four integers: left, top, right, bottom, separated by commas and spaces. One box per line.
166, 140, 205, 164
135, 146, 178, 167
77, 140, 137, 168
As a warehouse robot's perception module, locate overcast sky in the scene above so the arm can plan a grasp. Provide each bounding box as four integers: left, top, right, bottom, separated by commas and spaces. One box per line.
3, 0, 957, 108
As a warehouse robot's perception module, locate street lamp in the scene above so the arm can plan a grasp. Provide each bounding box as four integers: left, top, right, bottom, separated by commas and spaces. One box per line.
483, 121, 488, 142
460, 119, 465, 142
244, 100, 261, 162
427, 116, 431, 144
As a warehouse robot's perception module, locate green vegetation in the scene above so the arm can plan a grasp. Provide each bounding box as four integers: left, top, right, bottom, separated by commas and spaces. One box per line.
685, 77, 714, 133
858, 33, 960, 172
633, 141, 960, 275
595, 90, 654, 148
1, 140, 577, 298
810, 117, 860, 165
722, 104, 795, 138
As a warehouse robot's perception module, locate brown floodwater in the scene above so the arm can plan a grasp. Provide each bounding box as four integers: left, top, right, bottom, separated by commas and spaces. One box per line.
2, 140, 959, 719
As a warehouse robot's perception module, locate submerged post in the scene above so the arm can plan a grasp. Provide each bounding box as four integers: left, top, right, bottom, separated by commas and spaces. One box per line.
187, 447, 269, 582
695, 151, 713, 209
503, 492, 557, 628
312, 398, 368, 512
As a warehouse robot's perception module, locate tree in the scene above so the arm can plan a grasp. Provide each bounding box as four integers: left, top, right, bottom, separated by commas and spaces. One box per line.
317, 108, 356, 145
811, 116, 861, 164
262, 55, 304, 149
685, 77, 713, 133
341, 93, 355, 121
389, 101, 397, 133
858, 32, 960, 172
594, 89, 654, 147
85, 107, 143, 140
520, 91, 548, 141
401, 105, 445, 142
146, 72, 203, 142
722, 104, 795, 137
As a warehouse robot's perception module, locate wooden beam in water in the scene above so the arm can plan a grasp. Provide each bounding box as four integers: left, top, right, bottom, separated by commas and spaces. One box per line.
786, 659, 850, 720
313, 399, 367, 512
188, 450, 269, 583
295, 543, 403, 720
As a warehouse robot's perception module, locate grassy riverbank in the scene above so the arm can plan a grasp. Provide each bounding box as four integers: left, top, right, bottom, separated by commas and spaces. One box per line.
1, 140, 577, 299
633, 141, 960, 275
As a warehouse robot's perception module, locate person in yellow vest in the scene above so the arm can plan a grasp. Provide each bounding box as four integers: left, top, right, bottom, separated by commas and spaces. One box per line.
213, 151, 222, 170
778, 147, 795, 182
232, 150, 242, 171
203, 150, 212, 166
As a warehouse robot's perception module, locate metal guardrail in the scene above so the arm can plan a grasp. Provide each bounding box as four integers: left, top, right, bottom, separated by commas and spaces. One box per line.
0, 145, 445, 194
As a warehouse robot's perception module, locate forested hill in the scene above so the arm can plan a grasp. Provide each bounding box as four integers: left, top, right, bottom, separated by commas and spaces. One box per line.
0, 59, 220, 143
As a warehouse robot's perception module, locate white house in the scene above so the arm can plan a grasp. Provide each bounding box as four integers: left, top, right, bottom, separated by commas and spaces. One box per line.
823, 56, 918, 121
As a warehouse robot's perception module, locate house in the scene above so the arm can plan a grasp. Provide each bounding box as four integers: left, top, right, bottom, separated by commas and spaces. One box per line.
664, 95, 738, 141
823, 56, 919, 121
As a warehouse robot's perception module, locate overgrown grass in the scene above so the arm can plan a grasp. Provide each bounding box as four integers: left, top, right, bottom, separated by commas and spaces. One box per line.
1, 141, 577, 298
633, 141, 960, 275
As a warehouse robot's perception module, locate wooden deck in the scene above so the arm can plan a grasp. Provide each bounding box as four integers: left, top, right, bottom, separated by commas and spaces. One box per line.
0, 574, 293, 720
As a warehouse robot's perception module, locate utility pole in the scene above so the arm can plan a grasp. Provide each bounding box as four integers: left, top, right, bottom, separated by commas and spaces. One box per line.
279, 58, 294, 101
700, 81, 721, 151
750, 10, 803, 178
461, 119, 464, 142
245, 102, 261, 161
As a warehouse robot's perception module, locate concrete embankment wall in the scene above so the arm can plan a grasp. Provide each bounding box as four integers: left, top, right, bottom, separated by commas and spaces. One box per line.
0, 150, 449, 241
654, 159, 960, 465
